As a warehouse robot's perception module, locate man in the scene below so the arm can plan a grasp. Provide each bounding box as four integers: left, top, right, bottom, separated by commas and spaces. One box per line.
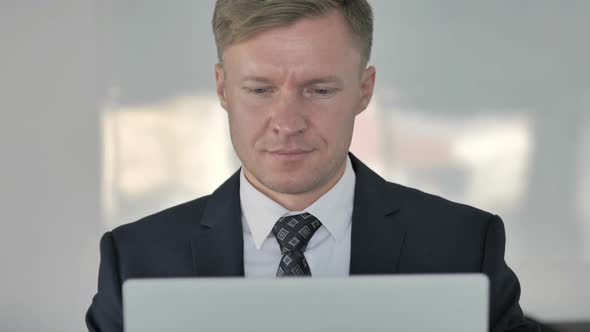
86, 1, 538, 331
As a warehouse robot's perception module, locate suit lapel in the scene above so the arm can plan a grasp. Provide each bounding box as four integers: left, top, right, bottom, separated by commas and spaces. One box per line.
190, 153, 409, 277
191, 170, 245, 277
349, 153, 408, 275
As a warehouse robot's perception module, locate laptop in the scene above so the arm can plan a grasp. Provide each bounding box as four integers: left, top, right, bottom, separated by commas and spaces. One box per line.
123, 274, 489, 332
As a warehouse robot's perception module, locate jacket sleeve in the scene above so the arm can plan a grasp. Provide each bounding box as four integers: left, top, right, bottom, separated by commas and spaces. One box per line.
86, 232, 124, 332
483, 215, 539, 332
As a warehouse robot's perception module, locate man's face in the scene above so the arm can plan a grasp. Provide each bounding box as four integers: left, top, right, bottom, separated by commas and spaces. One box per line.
215, 11, 375, 198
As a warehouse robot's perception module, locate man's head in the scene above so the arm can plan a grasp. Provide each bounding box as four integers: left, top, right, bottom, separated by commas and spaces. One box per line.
212, 0, 375, 209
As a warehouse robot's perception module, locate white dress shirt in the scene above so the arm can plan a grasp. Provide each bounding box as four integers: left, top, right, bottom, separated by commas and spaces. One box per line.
240, 156, 355, 277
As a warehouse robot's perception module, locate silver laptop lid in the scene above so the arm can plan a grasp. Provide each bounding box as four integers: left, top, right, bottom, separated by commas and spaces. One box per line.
124, 274, 489, 332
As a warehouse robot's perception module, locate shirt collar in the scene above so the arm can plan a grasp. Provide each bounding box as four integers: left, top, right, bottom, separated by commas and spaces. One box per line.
240, 156, 355, 250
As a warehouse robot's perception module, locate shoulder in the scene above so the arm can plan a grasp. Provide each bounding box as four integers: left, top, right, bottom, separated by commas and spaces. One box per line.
381, 181, 500, 271
390, 181, 491, 218
110, 195, 210, 244
351, 154, 493, 227
92, 196, 212, 279
381, 180, 495, 232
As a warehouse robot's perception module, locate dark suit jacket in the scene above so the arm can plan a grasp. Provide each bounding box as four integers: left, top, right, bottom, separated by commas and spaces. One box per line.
86, 154, 538, 331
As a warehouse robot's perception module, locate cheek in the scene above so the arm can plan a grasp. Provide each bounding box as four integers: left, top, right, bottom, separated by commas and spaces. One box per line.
227, 105, 268, 150
312, 102, 357, 146
227, 87, 269, 126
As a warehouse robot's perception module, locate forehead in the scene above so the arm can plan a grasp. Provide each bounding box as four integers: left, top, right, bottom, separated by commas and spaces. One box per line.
222, 11, 362, 80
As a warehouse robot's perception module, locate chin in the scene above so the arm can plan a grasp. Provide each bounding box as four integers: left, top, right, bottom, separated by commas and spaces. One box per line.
243, 152, 342, 195
263, 176, 317, 195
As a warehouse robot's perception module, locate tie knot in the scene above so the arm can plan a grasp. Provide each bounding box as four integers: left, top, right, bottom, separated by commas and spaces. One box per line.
272, 213, 322, 253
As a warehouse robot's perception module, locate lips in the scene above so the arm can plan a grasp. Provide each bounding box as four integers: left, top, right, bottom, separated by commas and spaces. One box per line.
269, 149, 313, 154
267, 148, 314, 161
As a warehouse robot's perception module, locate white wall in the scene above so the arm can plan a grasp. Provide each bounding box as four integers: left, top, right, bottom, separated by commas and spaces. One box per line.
0, 1, 102, 331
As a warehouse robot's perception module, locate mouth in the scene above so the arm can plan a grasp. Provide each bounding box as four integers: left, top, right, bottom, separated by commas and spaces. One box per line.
267, 149, 314, 161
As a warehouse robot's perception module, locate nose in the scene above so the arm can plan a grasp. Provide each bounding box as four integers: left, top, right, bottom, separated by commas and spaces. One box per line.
269, 90, 308, 136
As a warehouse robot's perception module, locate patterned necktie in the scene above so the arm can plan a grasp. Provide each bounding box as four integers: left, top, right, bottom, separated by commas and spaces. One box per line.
272, 212, 322, 276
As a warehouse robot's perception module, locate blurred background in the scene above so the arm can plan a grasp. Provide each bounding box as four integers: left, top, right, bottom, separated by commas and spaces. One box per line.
1, 0, 589, 331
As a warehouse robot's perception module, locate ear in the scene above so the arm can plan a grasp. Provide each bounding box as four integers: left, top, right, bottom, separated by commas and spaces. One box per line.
215, 63, 228, 111
357, 65, 376, 115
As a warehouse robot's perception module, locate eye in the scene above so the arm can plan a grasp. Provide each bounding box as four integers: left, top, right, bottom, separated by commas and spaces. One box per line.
243, 86, 274, 96
303, 87, 337, 99
252, 87, 269, 94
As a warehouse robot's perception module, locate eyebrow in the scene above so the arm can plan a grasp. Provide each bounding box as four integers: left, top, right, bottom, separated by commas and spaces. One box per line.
303, 76, 344, 85
241, 76, 343, 86
241, 76, 273, 84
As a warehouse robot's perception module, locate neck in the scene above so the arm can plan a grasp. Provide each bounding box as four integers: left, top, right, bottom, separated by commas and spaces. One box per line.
244, 162, 347, 211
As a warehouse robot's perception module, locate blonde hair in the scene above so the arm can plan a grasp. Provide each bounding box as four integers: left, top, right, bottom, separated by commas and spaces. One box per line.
212, 0, 373, 67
